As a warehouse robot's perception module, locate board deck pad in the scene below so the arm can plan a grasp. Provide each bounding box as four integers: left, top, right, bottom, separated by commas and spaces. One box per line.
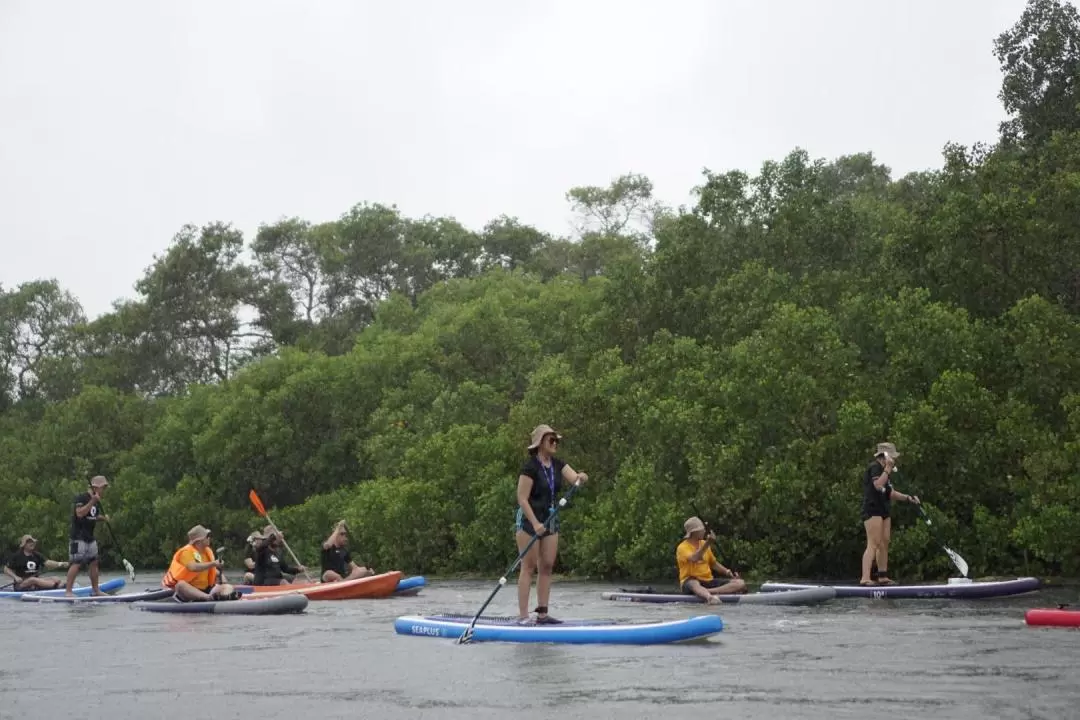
424, 613, 619, 626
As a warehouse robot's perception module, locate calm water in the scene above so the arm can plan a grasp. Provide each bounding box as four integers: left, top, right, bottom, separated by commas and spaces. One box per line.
1, 575, 1076, 720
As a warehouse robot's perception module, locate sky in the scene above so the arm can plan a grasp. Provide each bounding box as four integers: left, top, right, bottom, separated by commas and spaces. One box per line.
0, 0, 1043, 320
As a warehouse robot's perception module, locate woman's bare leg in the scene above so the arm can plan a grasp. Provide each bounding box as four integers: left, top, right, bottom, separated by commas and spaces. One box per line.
515, 530, 539, 619
861, 517, 884, 584
876, 518, 893, 582
536, 533, 559, 616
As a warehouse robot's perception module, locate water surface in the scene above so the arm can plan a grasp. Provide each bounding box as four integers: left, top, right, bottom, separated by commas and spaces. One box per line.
2, 576, 1075, 720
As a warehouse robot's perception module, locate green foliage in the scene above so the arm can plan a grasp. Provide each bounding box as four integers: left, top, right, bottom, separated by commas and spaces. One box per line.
1, 0, 1078, 584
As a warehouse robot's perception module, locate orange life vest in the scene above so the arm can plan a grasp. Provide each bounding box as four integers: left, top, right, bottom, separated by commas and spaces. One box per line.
162, 544, 218, 589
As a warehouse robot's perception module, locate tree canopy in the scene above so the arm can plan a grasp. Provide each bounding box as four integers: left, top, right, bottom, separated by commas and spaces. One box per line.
2, 0, 1079, 581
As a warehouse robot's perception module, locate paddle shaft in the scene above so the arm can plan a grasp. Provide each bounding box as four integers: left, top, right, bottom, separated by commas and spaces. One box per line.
915, 503, 969, 577
457, 481, 582, 644
102, 520, 137, 581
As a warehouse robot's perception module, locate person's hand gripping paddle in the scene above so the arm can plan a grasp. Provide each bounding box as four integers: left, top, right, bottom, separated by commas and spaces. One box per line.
248, 489, 315, 583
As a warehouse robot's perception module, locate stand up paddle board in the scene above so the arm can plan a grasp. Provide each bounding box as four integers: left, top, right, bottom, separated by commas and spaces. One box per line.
760, 576, 1041, 599
601, 585, 835, 605
394, 613, 723, 644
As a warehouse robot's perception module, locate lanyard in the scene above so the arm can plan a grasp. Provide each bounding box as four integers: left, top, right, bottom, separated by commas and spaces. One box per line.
539, 460, 555, 507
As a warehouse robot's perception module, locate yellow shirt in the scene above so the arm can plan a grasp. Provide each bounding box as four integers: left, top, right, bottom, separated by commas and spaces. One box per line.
676, 539, 716, 585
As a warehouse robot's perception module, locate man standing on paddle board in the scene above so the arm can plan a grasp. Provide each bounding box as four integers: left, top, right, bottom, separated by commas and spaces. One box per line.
676, 517, 746, 603
860, 442, 919, 586
514, 424, 588, 625
63, 475, 110, 597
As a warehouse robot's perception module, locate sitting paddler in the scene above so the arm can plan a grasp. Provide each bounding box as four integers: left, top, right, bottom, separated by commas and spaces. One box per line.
242, 530, 261, 584
252, 524, 306, 585
320, 520, 374, 582
676, 516, 746, 604
3, 535, 70, 591
162, 525, 240, 602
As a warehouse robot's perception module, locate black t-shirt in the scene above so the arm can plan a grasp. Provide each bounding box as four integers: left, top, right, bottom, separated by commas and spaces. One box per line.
862, 460, 893, 516
6, 551, 45, 579
321, 545, 352, 576
253, 544, 297, 584
71, 493, 102, 542
520, 454, 567, 524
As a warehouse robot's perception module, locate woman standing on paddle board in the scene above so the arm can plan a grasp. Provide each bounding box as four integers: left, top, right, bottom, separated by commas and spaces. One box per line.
514, 424, 588, 625
860, 441, 919, 586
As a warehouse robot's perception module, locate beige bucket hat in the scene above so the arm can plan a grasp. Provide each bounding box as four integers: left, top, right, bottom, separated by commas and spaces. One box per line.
683, 516, 706, 538
187, 525, 211, 543
528, 424, 563, 450
875, 442, 900, 459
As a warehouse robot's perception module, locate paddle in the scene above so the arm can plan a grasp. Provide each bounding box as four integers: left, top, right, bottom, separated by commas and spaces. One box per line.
690, 504, 739, 580
103, 521, 137, 582
457, 481, 583, 645
915, 504, 970, 578
248, 489, 315, 583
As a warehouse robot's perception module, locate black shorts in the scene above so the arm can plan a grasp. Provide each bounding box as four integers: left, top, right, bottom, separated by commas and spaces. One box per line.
862, 509, 890, 521
681, 577, 729, 594
515, 507, 560, 537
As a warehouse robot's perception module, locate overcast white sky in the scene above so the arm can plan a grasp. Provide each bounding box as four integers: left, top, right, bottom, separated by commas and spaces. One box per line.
0, 0, 1041, 320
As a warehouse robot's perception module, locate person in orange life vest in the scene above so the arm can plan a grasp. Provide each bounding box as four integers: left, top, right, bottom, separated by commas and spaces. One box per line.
676, 516, 746, 604
3, 535, 70, 591
162, 525, 239, 602
320, 521, 373, 583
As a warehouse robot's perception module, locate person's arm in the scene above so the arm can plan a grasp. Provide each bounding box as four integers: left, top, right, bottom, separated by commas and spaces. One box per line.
516, 474, 543, 531
182, 550, 222, 573
688, 532, 717, 562
559, 463, 587, 485
2, 564, 18, 582
709, 556, 736, 578
888, 488, 919, 504
74, 492, 99, 518
44, 559, 69, 570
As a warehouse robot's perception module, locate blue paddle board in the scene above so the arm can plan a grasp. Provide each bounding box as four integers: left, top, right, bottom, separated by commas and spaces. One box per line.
394, 613, 723, 644
0, 577, 125, 599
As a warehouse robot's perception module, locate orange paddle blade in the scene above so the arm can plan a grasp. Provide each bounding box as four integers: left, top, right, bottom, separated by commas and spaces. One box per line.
248, 489, 267, 516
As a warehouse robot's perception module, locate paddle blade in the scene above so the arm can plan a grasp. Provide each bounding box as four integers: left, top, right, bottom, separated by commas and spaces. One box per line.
945, 547, 969, 577
248, 489, 267, 516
